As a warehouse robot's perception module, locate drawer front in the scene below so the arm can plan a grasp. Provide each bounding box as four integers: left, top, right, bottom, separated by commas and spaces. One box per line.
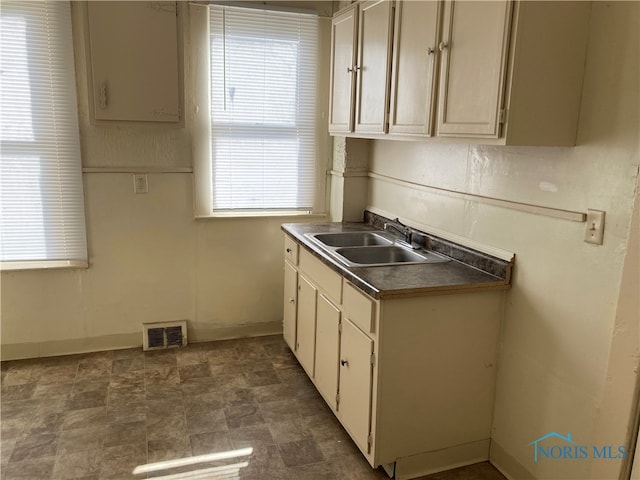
343, 281, 375, 335
299, 249, 342, 305
284, 235, 299, 265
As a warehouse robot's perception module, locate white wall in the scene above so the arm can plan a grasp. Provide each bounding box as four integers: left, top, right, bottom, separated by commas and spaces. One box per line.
366, 3, 639, 479
0, 2, 329, 359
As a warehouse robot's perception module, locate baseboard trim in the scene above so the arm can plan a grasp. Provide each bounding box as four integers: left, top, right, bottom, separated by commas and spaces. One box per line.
1, 333, 141, 361
1, 321, 283, 361
489, 439, 535, 480
188, 321, 283, 343
394, 439, 490, 480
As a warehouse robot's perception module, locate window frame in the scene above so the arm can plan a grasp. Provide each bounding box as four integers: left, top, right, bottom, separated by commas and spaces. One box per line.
0, 1, 87, 271
190, 2, 331, 219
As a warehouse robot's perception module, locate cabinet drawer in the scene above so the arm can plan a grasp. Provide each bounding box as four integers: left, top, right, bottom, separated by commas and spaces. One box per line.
284, 235, 299, 265
299, 249, 342, 304
343, 282, 375, 335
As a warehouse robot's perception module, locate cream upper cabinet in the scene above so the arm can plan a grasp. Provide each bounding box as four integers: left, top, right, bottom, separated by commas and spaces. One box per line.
329, 5, 358, 133
330, 0, 591, 146
388, 1, 441, 136
85, 2, 182, 124
329, 1, 394, 135
353, 0, 394, 134
436, 1, 511, 138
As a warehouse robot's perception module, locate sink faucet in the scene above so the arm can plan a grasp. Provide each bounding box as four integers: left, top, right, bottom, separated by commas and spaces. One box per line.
383, 219, 416, 248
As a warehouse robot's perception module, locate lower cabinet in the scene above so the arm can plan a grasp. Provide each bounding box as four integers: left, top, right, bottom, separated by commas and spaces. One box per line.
314, 294, 341, 410
296, 275, 317, 377
338, 318, 374, 454
283, 261, 297, 352
283, 235, 504, 479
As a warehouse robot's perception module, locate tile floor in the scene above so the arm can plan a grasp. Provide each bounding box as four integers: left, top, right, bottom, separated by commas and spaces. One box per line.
1, 335, 506, 480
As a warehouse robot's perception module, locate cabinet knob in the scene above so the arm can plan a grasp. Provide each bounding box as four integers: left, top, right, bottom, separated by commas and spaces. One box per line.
289, 298, 295, 304
340, 359, 348, 367
347, 65, 361, 73
438, 41, 448, 52
286, 248, 292, 253
427, 47, 435, 56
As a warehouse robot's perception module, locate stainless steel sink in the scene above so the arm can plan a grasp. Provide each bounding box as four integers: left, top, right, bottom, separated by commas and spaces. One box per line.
335, 245, 449, 266
307, 231, 392, 247
305, 231, 450, 267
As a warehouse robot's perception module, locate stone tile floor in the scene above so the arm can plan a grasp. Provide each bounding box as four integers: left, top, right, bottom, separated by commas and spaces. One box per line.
1, 335, 506, 480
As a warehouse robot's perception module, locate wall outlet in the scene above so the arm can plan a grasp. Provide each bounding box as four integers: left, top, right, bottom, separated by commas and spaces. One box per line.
584, 209, 605, 245
133, 174, 148, 194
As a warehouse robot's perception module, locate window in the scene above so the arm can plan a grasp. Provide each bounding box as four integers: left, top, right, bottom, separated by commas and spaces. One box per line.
0, 1, 86, 269
206, 5, 320, 214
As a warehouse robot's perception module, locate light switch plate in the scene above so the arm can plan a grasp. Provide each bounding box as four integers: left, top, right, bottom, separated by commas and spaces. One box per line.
584, 209, 605, 245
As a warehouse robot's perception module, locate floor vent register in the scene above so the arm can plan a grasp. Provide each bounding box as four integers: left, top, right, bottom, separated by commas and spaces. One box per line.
142, 320, 188, 350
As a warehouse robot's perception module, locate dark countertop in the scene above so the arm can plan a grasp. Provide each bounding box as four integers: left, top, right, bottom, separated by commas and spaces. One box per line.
281, 222, 513, 300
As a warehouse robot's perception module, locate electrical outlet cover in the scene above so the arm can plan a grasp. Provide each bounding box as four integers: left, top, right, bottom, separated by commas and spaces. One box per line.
133, 173, 148, 194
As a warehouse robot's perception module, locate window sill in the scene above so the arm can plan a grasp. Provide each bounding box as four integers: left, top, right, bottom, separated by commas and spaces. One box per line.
195, 211, 328, 220
1, 260, 89, 272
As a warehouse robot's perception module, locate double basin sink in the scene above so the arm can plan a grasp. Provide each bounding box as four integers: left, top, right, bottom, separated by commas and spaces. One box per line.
305, 231, 450, 267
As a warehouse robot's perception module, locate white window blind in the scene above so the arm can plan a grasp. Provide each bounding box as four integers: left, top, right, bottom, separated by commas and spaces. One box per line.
0, 1, 87, 269
209, 5, 318, 213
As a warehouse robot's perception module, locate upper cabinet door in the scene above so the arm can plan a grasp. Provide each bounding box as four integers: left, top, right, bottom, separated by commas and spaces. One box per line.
86, 2, 181, 123
436, 1, 512, 138
329, 5, 358, 134
388, 0, 441, 136
354, 0, 394, 134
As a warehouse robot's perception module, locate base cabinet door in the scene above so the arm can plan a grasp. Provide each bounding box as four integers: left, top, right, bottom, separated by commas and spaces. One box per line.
283, 261, 298, 352
338, 318, 374, 454
296, 275, 317, 377
315, 294, 341, 410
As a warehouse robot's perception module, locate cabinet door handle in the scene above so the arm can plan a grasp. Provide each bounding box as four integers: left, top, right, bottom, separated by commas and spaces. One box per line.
438, 41, 448, 52
427, 47, 435, 56
340, 359, 348, 367
99, 81, 108, 109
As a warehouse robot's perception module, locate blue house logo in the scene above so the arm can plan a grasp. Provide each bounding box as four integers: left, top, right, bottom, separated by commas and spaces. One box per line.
529, 432, 575, 462
529, 432, 627, 462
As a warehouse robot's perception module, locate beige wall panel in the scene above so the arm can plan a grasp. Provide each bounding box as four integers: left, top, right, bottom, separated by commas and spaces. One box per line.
193, 216, 292, 340
81, 173, 195, 338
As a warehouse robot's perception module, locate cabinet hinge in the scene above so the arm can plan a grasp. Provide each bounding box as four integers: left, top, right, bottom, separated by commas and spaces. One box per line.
498, 109, 506, 124
370, 352, 375, 365
384, 111, 390, 130
367, 432, 373, 449
338, 321, 342, 334
336, 393, 340, 405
